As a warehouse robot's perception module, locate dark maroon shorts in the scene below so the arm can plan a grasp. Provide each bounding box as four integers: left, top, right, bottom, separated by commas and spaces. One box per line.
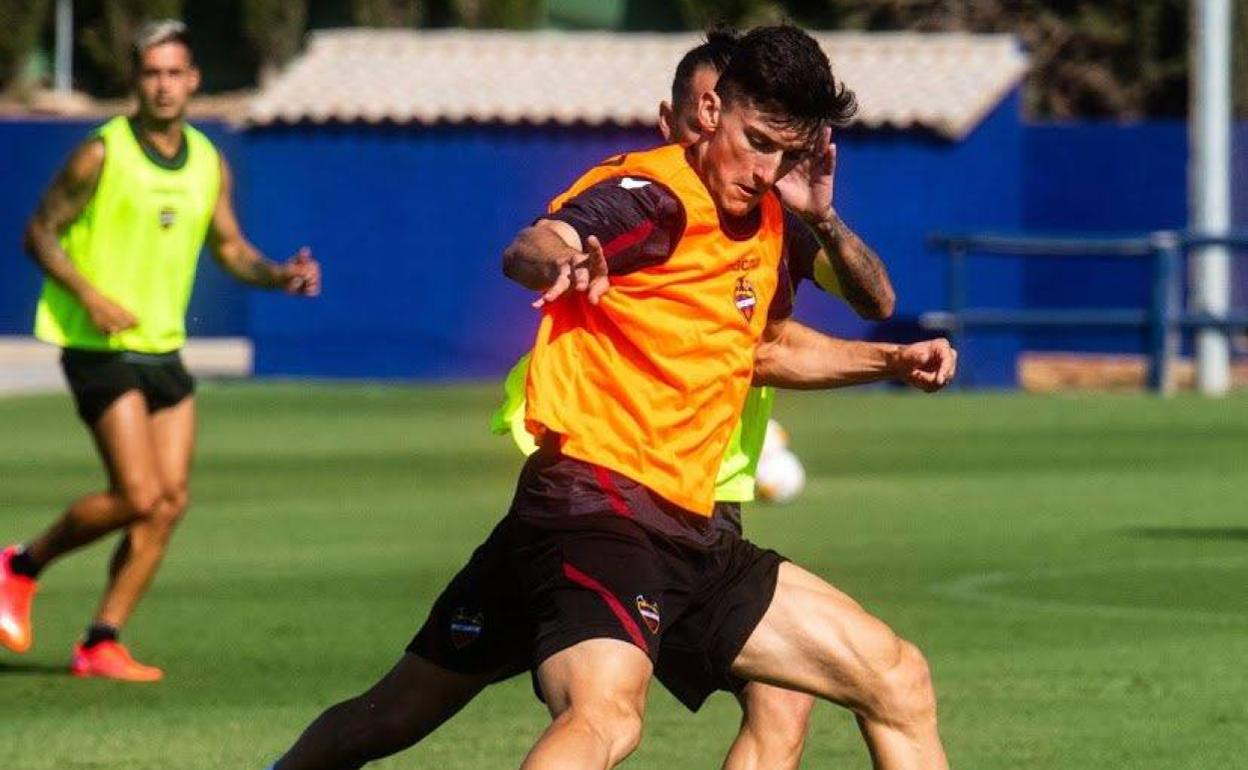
406, 444, 783, 707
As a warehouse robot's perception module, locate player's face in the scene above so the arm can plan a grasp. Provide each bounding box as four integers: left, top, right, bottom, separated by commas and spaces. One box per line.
698, 96, 813, 217
658, 65, 720, 145
135, 42, 199, 123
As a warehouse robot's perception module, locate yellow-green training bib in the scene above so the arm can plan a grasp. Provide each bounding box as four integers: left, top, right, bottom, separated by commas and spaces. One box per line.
34, 115, 221, 353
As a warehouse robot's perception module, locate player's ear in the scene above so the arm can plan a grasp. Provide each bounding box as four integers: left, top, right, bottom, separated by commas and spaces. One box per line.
188, 64, 201, 94
696, 89, 721, 134
658, 100, 674, 142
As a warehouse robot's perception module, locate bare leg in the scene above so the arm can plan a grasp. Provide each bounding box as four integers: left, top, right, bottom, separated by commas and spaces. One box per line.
522, 639, 651, 770
731, 562, 948, 770
94, 396, 195, 628
275, 653, 499, 770
25, 392, 162, 569
722, 682, 816, 770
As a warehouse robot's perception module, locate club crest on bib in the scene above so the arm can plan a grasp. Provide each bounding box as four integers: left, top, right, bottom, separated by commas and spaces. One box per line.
734, 277, 757, 321
449, 607, 485, 649
635, 595, 661, 634
159, 206, 177, 229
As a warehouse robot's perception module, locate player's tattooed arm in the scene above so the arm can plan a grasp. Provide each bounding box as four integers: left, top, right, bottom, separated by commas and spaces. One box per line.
503, 219, 608, 307
24, 138, 140, 335
754, 317, 956, 392
209, 157, 319, 295
776, 127, 894, 320
808, 212, 895, 320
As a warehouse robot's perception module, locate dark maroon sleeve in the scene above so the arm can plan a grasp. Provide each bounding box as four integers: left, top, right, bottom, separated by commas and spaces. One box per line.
545, 177, 686, 275
782, 209, 821, 287
768, 256, 795, 322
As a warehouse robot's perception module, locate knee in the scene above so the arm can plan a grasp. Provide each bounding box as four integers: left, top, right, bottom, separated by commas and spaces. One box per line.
118, 482, 164, 520
560, 696, 646, 762
124, 486, 188, 535
742, 687, 815, 761
163, 485, 190, 520
872, 640, 937, 729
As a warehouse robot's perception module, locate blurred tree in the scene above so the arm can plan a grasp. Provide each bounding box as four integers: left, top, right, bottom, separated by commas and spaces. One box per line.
3, 0, 1237, 118
242, 0, 308, 82
675, 0, 784, 28
353, 0, 421, 26
0, 0, 49, 93
452, 0, 544, 27
78, 0, 184, 93
785, 0, 1193, 119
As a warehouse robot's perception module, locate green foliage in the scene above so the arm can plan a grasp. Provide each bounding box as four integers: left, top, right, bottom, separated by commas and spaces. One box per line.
0, 0, 49, 93
78, 0, 184, 93
675, 0, 786, 28
2, 0, 1240, 117
352, 0, 422, 26
241, 0, 308, 80
454, 0, 544, 28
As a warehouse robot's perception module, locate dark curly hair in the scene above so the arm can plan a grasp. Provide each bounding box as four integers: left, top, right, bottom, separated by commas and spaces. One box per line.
714, 25, 857, 138
671, 26, 741, 108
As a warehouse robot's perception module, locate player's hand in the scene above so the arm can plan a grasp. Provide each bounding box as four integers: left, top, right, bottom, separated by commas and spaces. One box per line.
532, 235, 609, 309
84, 291, 139, 335
890, 338, 957, 393
280, 247, 321, 296
775, 125, 835, 225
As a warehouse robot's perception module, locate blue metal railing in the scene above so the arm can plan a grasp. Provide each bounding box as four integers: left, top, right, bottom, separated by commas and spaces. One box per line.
925, 231, 1248, 393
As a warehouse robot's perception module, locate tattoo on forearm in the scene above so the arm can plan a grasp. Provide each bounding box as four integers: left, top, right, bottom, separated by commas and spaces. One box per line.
814, 215, 894, 319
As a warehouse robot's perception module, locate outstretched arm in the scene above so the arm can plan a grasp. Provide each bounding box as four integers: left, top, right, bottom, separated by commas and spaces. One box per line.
24, 138, 138, 335
754, 317, 956, 392
209, 157, 319, 295
502, 219, 608, 307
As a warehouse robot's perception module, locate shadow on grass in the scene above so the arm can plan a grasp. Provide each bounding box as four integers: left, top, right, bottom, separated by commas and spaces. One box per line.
1125, 526, 1248, 541
0, 660, 69, 676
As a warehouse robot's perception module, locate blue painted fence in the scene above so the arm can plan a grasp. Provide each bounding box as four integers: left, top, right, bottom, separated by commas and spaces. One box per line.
0, 101, 1215, 386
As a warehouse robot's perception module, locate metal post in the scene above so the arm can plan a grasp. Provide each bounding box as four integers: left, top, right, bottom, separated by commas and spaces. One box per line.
54, 0, 73, 94
1190, 0, 1233, 395
1148, 232, 1180, 395
948, 244, 967, 388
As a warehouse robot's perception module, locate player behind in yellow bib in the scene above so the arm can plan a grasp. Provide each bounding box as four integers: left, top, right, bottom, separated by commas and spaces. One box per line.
0, 20, 320, 682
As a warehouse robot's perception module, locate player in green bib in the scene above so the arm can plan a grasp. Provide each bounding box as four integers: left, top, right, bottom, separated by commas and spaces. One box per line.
489, 30, 895, 770
0, 21, 320, 681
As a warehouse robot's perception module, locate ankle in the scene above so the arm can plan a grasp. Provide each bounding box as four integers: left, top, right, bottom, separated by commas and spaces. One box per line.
8, 546, 43, 579
83, 623, 120, 649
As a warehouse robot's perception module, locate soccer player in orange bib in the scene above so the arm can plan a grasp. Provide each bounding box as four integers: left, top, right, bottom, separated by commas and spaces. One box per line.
272, 24, 954, 770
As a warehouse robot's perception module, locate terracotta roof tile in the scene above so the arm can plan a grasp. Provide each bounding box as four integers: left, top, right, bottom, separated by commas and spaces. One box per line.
246, 30, 1028, 139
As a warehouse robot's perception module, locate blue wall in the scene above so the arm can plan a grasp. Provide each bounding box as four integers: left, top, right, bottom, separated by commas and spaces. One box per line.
0, 105, 1203, 386
0, 117, 247, 338
1019, 121, 1188, 354
240, 93, 1026, 383
242, 123, 658, 378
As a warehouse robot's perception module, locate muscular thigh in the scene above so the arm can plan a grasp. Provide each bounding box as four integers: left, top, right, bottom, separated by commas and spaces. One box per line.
730, 562, 905, 710
90, 391, 161, 497
148, 396, 196, 499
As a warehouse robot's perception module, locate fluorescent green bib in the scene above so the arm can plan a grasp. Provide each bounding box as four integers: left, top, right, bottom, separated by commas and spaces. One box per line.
492, 356, 774, 502
34, 116, 221, 353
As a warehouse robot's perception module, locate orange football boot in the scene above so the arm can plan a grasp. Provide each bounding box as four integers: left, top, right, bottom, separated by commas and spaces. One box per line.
71, 640, 164, 682
0, 546, 37, 653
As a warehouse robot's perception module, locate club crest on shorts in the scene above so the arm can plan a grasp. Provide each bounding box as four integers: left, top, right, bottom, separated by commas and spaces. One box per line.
450, 607, 485, 649
734, 277, 757, 321
635, 595, 661, 634
158, 206, 177, 229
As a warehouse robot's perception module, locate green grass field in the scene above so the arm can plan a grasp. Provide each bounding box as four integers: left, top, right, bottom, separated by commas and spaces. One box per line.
2, 382, 1246, 769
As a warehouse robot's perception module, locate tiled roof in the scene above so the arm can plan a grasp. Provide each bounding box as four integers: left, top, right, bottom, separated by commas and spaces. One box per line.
246, 29, 1028, 140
